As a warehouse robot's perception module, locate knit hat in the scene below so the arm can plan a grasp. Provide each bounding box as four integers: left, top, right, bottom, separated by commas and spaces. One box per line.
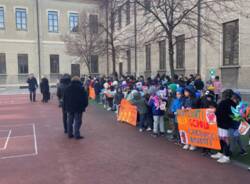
122, 81, 127, 86
112, 81, 118, 86
104, 82, 109, 89
168, 83, 177, 93
233, 91, 242, 101
185, 85, 196, 95
148, 86, 157, 95
205, 90, 215, 98
176, 87, 184, 94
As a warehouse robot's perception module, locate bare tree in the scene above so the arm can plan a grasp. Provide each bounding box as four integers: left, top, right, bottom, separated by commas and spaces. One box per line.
135, 0, 243, 78
62, 13, 105, 74
99, 0, 135, 75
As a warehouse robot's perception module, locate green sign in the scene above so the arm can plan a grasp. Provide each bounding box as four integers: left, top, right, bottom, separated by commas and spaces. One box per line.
209, 69, 216, 76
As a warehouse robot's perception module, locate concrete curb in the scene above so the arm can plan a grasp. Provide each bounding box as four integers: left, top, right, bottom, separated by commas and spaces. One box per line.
231, 160, 250, 171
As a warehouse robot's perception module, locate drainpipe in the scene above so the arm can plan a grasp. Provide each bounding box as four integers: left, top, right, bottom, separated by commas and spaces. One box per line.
36, 0, 42, 81
134, 0, 137, 77
105, 1, 109, 75
197, 0, 201, 75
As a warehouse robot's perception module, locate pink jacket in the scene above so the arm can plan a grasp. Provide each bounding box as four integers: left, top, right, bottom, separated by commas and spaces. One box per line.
213, 81, 222, 94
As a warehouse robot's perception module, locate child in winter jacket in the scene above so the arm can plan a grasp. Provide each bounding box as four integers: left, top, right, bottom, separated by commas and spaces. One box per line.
114, 87, 124, 114
170, 87, 184, 143
149, 92, 166, 137
130, 91, 148, 132
182, 85, 198, 151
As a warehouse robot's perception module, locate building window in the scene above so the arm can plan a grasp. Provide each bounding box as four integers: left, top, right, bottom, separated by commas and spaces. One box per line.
69, 13, 79, 32
126, 1, 130, 25
18, 54, 28, 74
176, 34, 185, 69
91, 55, 99, 73
16, 8, 27, 31
89, 14, 98, 34
0, 53, 6, 74
145, 44, 151, 71
48, 11, 59, 33
0, 7, 4, 29
50, 55, 59, 74
159, 40, 166, 70
223, 20, 239, 66
118, 6, 122, 29
71, 64, 80, 76
144, 0, 151, 13
127, 50, 131, 74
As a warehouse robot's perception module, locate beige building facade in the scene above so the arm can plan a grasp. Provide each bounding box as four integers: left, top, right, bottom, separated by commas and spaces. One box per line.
1, 0, 250, 92
110, 1, 250, 92
0, 0, 106, 85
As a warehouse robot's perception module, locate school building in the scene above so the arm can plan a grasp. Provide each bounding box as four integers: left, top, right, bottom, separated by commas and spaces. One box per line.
0, 0, 106, 86
1, 0, 250, 94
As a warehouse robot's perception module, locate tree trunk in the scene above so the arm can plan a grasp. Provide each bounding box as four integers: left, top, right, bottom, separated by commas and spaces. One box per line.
168, 32, 175, 78
86, 64, 91, 75
111, 44, 116, 75
84, 57, 91, 75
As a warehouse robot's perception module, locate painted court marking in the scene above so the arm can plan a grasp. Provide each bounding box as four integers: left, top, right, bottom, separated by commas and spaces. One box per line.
0, 130, 11, 150
0, 124, 38, 160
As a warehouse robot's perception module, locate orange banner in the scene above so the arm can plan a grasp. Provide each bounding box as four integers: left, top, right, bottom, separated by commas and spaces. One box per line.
177, 109, 221, 150
89, 86, 96, 100
117, 99, 137, 126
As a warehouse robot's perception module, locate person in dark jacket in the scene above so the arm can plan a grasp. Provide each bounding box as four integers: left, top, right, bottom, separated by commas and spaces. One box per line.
194, 74, 204, 91
149, 91, 165, 137
211, 90, 237, 163
198, 90, 217, 109
183, 85, 198, 109
198, 90, 217, 156
114, 87, 124, 113
63, 76, 88, 139
57, 74, 71, 134
40, 77, 50, 103
94, 79, 102, 104
182, 85, 198, 151
228, 93, 247, 156
27, 74, 38, 102
130, 91, 148, 132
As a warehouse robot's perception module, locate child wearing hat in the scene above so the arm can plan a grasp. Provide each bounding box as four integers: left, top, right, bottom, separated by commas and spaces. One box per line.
166, 83, 178, 135
149, 90, 166, 137
130, 91, 148, 132
182, 85, 198, 151
211, 90, 238, 163
198, 90, 217, 156
170, 87, 184, 143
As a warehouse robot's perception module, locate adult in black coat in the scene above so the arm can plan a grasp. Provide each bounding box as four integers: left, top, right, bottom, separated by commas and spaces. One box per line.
40, 77, 50, 103
57, 74, 71, 134
213, 91, 238, 163
27, 74, 38, 102
63, 76, 88, 139
194, 75, 204, 91
94, 79, 102, 103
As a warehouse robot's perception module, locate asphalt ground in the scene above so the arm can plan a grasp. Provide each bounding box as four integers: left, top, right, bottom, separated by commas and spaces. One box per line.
0, 94, 249, 184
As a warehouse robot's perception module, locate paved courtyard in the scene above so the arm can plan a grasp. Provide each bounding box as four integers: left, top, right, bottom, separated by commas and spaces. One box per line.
0, 94, 249, 184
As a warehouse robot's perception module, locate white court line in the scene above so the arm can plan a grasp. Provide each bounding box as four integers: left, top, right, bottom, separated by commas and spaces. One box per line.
0, 130, 11, 150
0, 153, 37, 160
0, 124, 38, 160
33, 124, 38, 155
0, 124, 33, 128
0, 135, 33, 140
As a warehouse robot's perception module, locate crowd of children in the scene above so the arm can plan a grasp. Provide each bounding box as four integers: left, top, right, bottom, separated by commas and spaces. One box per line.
84, 73, 250, 164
